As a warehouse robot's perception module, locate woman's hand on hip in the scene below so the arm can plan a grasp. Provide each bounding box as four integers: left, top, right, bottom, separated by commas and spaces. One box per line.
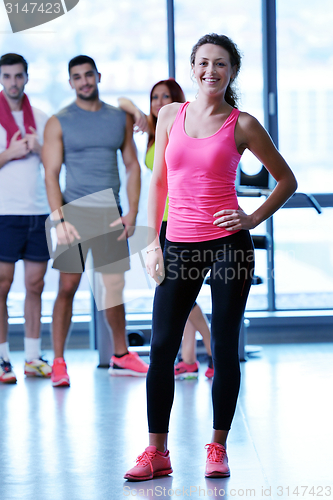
213, 206, 255, 231
146, 248, 165, 285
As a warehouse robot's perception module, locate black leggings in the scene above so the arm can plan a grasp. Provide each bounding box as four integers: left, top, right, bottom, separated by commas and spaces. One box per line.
147, 230, 254, 433
160, 220, 197, 312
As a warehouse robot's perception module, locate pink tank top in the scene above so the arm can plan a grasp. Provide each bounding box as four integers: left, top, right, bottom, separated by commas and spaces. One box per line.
165, 102, 241, 242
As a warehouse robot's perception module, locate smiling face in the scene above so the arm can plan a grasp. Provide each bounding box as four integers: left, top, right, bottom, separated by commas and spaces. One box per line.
69, 63, 100, 101
0, 63, 28, 101
150, 83, 173, 118
192, 44, 236, 98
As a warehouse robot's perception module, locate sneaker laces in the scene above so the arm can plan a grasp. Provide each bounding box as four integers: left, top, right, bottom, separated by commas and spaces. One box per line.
136, 449, 155, 468
205, 443, 226, 463
26, 357, 49, 364
39, 356, 49, 364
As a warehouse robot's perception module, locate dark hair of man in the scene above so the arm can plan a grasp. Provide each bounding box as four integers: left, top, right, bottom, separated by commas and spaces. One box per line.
0, 53, 28, 74
68, 55, 98, 76
147, 78, 186, 151
190, 33, 242, 108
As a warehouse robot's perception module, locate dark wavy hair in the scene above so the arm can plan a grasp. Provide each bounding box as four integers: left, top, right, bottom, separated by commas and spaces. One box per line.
0, 53, 28, 74
147, 78, 186, 150
190, 34, 242, 107
68, 55, 98, 75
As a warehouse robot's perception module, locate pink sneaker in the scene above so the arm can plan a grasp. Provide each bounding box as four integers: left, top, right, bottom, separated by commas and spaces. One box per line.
124, 446, 173, 481
109, 351, 149, 377
174, 360, 199, 379
205, 443, 230, 477
51, 357, 70, 387
204, 357, 214, 379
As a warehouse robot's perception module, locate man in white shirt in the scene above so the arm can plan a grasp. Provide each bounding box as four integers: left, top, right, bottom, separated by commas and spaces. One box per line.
0, 53, 51, 383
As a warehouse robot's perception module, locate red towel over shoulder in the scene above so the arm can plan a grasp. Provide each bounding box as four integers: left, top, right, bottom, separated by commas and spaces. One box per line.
0, 90, 36, 148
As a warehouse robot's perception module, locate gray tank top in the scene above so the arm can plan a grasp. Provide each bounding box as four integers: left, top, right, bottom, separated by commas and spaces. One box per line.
56, 101, 126, 207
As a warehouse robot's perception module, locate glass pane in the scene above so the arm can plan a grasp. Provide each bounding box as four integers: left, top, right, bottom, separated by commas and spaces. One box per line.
274, 208, 333, 310
277, 0, 333, 193
275, 0, 333, 309
174, 0, 263, 111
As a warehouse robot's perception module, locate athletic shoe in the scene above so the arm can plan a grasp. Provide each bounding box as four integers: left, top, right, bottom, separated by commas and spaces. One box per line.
109, 351, 149, 377
24, 357, 52, 377
174, 360, 199, 379
124, 445, 173, 481
204, 356, 214, 379
51, 357, 70, 387
205, 442, 230, 478
0, 357, 17, 384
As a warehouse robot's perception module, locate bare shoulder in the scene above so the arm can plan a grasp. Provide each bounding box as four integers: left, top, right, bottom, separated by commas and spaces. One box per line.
159, 102, 183, 122
237, 111, 262, 131
236, 111, 269, 149
157, 102, 183, 136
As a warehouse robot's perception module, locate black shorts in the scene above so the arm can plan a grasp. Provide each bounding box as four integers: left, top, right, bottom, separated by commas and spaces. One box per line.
48, 205, 130, 275
0, 215, 50, 263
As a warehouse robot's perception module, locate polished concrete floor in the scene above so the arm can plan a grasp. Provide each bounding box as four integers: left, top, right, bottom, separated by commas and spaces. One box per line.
1, 344, 332, 500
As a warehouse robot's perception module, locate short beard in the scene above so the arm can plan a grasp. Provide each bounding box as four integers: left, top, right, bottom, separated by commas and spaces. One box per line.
77, 87, 99, 101
5, 88, 24, 100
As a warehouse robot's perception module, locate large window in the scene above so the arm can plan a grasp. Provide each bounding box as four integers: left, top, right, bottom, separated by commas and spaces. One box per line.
274, 0, 333, 309
274, 208, 333, 310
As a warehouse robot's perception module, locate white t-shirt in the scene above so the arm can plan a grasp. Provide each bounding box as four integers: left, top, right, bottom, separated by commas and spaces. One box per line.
0, 106, 50, 215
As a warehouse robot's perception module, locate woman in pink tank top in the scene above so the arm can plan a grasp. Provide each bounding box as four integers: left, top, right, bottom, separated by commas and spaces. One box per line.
125, 34, 297, 481
119, 80, 214, 377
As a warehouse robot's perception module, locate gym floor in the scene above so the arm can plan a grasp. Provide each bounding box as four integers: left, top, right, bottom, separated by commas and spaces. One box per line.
0, 343, 332, 500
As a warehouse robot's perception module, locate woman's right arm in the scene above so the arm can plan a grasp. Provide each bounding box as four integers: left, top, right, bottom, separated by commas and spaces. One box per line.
117, 97, 148, 133
145, 103, 180, 284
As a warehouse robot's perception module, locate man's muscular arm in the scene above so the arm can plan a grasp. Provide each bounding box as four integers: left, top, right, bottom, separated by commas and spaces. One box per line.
42, 116, 64, 216
42, 116, 80, 243
116, 113, 141, 239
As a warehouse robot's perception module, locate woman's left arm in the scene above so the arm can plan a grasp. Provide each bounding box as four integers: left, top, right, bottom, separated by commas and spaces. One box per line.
214, 113, 298, 231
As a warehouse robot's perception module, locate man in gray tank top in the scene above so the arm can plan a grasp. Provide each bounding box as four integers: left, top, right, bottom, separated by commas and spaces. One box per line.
43, 55, 148, 386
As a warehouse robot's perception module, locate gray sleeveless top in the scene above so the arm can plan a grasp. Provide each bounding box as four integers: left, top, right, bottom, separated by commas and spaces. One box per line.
56, 101, 126, 207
